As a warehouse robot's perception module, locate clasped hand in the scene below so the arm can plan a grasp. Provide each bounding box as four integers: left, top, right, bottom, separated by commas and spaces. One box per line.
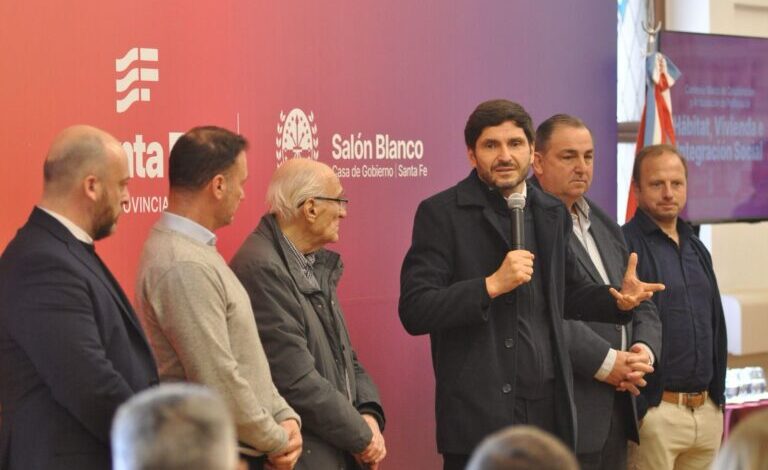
604, 344, 654, 396
355, 414, 386, 469
266, 419, 302, 470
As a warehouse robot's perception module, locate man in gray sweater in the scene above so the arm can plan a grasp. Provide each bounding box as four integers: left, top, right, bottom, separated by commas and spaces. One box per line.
135, 126, 302, 470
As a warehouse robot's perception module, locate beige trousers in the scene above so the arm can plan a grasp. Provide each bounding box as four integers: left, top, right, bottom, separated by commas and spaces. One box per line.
636, 398, 723, 470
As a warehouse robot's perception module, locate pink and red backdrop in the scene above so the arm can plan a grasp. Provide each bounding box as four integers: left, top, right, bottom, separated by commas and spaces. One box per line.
0, 2, 616, 467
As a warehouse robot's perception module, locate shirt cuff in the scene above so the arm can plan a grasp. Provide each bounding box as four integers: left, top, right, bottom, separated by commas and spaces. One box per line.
594, 348, 617, 381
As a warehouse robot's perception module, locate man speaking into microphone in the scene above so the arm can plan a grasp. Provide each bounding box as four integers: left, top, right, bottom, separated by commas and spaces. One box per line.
398, 99, 664, 470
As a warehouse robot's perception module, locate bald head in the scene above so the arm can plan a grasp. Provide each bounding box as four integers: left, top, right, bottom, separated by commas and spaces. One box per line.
267, 159, 337, 222
43, 125, 124, 195
40, 125, 131, 240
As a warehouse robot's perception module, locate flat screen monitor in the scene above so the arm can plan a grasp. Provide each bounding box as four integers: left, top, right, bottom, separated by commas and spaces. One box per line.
659, 31, 768, 224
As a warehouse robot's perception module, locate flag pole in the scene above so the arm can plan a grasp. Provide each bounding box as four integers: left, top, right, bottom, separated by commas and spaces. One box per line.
643, 0, 661, 56
626, 0, 677, 222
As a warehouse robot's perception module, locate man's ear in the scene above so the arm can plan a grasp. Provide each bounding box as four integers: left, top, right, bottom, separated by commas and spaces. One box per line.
301, 198, 318, 221
466, 147, 477, 168
210, 174, 226, 200
631, 179, 640, 200
532, 151, 544, 176
83, 174, 100, 202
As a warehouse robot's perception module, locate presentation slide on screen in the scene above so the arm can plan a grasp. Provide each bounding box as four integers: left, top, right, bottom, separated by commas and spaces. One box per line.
662, 31, 768, 223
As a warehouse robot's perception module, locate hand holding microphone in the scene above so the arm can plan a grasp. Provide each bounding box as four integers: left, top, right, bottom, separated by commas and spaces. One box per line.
485, 192, 533, 299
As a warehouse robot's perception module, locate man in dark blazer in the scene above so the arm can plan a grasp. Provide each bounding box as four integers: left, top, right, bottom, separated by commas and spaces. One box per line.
0, 125, 159, 470
399, 100, 664, 470
531, 114, 661, 470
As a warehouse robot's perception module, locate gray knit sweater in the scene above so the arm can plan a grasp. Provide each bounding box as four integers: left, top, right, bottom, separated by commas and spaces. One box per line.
135, 223, 300, 454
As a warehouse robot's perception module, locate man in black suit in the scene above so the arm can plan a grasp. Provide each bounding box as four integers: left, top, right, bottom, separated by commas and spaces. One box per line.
0, 125, 159, 470
398, 99, 664, 470
532, 114, 661, 470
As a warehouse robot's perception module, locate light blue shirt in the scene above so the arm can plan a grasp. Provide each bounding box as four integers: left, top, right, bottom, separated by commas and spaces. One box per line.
157, 211, 217, 246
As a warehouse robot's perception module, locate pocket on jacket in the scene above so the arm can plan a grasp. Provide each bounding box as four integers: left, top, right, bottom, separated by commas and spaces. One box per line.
298, 433, 346, 470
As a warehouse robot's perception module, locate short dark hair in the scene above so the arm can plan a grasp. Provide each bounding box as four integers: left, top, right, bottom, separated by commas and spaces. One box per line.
535, 114, 591, 154
169, 126, 248, 190
464, 100, 535, 150
632, 143, 688, 184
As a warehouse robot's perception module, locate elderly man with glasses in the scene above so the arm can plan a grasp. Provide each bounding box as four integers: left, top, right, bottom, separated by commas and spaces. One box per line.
231, 158, 386, 470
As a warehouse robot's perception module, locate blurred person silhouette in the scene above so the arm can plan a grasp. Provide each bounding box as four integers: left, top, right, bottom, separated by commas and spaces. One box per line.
466, 425, 579, 470
711, 408, 768, 470
112, 383, 239, 470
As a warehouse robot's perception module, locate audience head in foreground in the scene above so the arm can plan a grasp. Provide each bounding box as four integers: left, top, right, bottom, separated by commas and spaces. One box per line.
712, 409, 768, 470
466, 425, 579, 470
111, 383, 238, 470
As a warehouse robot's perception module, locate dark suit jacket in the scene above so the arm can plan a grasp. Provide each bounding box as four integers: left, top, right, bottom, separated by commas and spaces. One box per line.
0, 208, 158, 470
561, 197, 661, 453
623, 209, 727, 418
399, 171, 631, 454
231, 214, 384, 470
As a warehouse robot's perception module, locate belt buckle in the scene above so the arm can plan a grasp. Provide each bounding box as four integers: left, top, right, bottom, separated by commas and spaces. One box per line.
685, 392, 704, 409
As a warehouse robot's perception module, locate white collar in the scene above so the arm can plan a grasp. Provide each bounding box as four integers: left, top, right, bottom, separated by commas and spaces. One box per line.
37, 206, 94, 244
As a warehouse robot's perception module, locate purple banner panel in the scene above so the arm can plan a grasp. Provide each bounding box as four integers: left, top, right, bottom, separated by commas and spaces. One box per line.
662, 31, 768, 223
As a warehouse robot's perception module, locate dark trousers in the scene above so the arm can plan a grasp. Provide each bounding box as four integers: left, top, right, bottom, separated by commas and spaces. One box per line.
443, 453, 470, 470
442, 394, 557, 470
513, 393, 556, 433
577, 392, 629, 470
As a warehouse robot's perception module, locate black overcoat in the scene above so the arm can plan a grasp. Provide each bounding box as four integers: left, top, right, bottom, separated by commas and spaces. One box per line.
399, 171, 631, 454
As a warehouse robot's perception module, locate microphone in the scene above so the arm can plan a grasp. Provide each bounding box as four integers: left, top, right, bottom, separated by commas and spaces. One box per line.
507, 193, 526, 250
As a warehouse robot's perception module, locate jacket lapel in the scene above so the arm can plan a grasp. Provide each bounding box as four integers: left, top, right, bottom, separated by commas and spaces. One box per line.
259, 214, 346, 358
31, 208, 146, 337
569, 235, 605, 284
456, 171, 510, 248
261, 214, 323, 295
482, 206, 510, 248
586, 208, 624, 286
529, 184, 561, 290
68, 239, 147, 335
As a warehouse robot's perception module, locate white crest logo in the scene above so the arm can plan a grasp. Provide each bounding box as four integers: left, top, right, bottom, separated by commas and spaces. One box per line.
115, 47, 159, 113
275, 108, 319, 165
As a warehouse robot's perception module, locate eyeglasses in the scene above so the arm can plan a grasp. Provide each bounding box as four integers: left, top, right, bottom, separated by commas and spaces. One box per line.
297, 196, 349, 210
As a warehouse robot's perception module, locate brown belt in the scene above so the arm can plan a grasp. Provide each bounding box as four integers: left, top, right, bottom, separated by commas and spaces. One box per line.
662, 390, 708, 409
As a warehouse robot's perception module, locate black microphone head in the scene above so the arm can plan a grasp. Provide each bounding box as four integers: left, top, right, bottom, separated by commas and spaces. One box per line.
507, 192, 526, 211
